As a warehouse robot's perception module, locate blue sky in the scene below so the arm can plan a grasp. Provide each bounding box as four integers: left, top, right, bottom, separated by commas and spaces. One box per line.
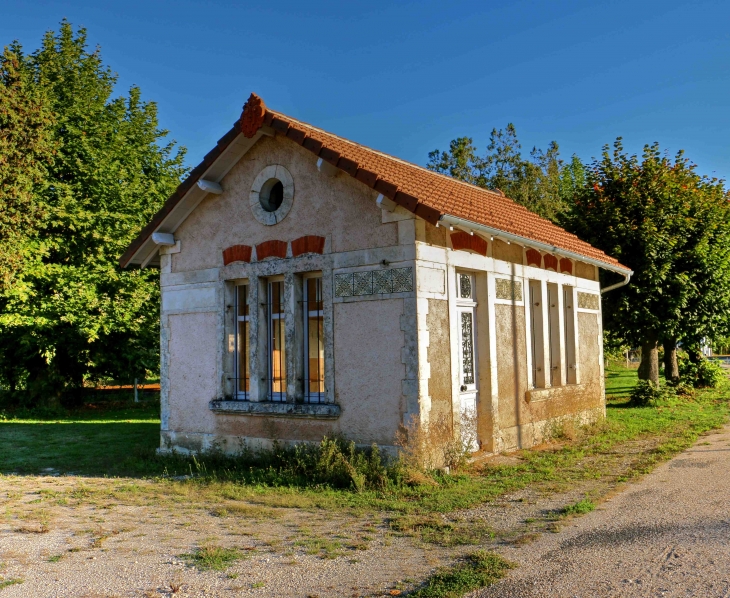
3, 0, 729, 180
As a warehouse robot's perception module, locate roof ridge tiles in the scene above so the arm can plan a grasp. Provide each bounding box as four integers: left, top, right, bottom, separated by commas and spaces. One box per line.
120, 92, 629, 272
267, 109, 511, 201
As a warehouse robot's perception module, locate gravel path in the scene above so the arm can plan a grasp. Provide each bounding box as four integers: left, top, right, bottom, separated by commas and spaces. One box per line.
2, 425, 729, 597
476, 425, 730, 598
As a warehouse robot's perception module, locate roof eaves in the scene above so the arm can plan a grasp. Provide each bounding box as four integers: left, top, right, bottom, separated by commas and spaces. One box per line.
119, 122, 240, 268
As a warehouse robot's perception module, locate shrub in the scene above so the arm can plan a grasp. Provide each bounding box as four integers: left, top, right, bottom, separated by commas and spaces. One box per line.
678, 355, 725, 388
630, 380, 672, 406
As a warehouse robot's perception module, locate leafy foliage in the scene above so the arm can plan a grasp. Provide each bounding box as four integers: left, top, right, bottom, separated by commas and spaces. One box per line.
564, 139, 730, 383
0, 21, 186, 406
427, 125, 584, 222
677, 355, 725, 388
630, 380, 673, 406
0, 46, 55, 289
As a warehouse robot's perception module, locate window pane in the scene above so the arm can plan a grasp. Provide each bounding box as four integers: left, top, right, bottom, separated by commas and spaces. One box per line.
305, 277, 324, 400
459, 274, 472, 299
307, 275, 323, 310
269, 281, 286, 397
238, 284, 249, 317
238, 319, 249, 393
235, 285, 249, 397
271, 280, 285, 315
460, 311, 475, 385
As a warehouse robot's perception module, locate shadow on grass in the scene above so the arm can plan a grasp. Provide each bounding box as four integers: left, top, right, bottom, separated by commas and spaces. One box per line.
0, 401, 160, 477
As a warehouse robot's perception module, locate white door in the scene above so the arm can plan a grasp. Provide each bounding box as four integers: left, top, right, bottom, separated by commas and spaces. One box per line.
457, 304, 479, 452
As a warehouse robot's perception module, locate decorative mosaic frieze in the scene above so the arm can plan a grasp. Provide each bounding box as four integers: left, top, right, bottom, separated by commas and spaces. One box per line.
372, 269, 392, 294
353, 271, 373, 296
334, 267, 413, 298
577, 292, 600, 310
495, 278, 523, 301
392, 268, 414, 293
334, 273, 354, 297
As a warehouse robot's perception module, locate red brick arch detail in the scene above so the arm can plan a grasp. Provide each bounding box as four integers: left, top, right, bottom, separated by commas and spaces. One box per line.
256, 240, 288, 260
543, 254, 558, 271
222, 245, 252, 265
559, 258, 573, 274
450, 232, 487, 257
526, 248, 542, 267
291, 235, 325, 257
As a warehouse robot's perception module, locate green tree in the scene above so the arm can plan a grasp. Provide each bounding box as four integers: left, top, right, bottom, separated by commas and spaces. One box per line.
564, 139, 730, 385
0, 45, 55, 289
427, 124, 575, 222
0, 21, 186, 406
427, 137, 486, 187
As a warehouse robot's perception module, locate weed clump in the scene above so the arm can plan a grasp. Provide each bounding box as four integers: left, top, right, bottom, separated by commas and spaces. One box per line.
409, 550, 515, 597
560, 498, 595, 516
181, 545, 242, 571
156, 436, 403, 493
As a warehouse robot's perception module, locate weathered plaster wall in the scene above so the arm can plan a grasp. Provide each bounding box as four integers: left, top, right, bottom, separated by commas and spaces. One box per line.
578, 312, 601, 383
167, 312, 218, 433
493, 299, 604, 450
426, 298, 452, 421
172, 133, 397, 273
495, 303, 528, 449
575, 261, 598, 281
493, 240, 524, 264
333, 298, 406, 445
422, 222, 450, 248
162, 295, 407, 451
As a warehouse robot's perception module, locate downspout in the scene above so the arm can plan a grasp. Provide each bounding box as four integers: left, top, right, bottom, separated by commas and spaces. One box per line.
600, 271, 632, 294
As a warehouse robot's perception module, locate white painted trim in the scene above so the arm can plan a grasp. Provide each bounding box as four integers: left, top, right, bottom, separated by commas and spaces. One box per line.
439, 214, 633, 277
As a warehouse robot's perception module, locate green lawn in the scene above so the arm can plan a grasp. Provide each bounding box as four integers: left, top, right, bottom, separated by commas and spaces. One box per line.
605, 362, 639, 399
0, 401, 159, 476
1, 365, 728, 519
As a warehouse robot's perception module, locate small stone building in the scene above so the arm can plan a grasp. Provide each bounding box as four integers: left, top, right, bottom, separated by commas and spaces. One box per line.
121, 93, 631, 455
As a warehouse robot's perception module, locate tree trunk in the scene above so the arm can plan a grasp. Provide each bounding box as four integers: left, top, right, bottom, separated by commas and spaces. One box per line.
638, 338, 660, 386
663, 339, 679, 383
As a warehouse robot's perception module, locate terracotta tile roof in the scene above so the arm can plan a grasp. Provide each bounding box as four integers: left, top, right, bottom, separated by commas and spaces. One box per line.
121, 93, 628, 271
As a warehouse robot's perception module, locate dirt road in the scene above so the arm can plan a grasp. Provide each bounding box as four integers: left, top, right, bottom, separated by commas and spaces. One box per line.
477, 425, 730, 597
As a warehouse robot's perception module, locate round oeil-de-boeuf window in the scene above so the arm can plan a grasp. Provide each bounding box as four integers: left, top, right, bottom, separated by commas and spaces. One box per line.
249, 165, 294, 225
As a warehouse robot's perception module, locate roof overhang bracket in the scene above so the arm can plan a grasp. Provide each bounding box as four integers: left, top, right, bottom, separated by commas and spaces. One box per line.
376, 194, 397, 212
152, 232, 176, 246
317, 158, 339, 177
197, 179, 223, 194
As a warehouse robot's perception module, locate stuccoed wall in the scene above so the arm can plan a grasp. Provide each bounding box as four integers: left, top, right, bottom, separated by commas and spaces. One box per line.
496, 303, 605, 451
158, 132, 421, 454
172, 134, 397, 274
332, 299, 406, 445
426, 298, 452, 421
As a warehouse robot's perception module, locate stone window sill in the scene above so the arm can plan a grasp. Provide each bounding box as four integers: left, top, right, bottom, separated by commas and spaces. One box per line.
209, 400, 341, 419
525, 384, 587, 404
